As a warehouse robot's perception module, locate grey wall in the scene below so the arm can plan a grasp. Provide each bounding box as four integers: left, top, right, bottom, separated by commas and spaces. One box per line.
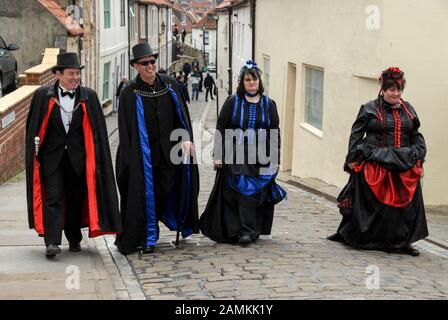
0, 0, 69, 74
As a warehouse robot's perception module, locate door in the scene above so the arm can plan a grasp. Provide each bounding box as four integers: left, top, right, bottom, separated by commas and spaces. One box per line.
281, 63, 297, 171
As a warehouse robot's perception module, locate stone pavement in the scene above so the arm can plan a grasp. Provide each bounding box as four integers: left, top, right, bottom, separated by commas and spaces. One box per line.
0, 175, 119, 299
1, 83, 448, 300
0, 112, 144, 300
122, 90, 448, 300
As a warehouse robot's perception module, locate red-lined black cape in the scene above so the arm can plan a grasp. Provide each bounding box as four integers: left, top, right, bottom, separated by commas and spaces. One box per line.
25, 84, 122, 237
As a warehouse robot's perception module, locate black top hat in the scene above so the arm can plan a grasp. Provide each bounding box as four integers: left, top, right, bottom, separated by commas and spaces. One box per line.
52, 52, 84, 74
130, 43, 159, 64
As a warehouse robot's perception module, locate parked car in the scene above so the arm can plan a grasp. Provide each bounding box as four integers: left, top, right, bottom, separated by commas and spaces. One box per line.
206, 63, 216, 73
0, 35, 19, 98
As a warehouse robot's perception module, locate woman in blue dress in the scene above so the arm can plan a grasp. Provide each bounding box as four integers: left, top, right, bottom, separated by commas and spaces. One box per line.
200, 61, 286, 245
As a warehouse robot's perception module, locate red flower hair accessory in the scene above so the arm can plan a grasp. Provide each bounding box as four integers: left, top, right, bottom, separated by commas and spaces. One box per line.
380, 66, 405, 81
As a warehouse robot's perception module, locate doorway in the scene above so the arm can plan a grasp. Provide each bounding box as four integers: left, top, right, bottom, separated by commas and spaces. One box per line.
281, 63, 297, 171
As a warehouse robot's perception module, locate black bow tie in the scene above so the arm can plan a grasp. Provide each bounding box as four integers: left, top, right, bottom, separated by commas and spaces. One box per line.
60, 88, 76, 99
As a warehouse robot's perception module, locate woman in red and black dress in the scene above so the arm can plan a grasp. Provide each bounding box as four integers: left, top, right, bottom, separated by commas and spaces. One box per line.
328, 67, 428, 256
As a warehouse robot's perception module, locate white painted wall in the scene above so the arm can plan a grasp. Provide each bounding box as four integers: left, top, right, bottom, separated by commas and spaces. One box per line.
216, 12, 230, 108
256, 0, 448, 205
98, 0, 129, 107
192, 27, 216, 65
231, 5, 252, 92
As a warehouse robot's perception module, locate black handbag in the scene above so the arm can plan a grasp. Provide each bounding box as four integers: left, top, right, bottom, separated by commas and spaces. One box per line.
213, 87, 218, 96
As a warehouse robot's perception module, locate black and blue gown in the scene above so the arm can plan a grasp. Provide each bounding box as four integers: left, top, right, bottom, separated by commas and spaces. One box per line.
200, 94, 286, 243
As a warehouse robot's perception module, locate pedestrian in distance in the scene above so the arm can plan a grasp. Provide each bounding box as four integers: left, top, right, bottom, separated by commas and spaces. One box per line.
190, 70, 201, 101
181, 29, 187, 44
177, 75, 190, 104
115, 77, 128, 112
182, 62, 192, 79
204, 72, 216, 102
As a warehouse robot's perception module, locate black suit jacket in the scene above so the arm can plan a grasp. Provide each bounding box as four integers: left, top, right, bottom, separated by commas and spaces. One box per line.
36, 82, 86, 176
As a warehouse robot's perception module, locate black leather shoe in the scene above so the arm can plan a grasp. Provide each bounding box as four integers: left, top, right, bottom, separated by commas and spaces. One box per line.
69, 242, 81, 252
238, 234, 252, 245
326, 233, 344, 242
45, 245, 62, 259
401, 245, 420, 257
142, 245, 156, 254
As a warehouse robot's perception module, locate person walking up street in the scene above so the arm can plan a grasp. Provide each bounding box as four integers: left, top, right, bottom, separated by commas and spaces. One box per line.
190, 70, 201, 101
204, 72, 216, 102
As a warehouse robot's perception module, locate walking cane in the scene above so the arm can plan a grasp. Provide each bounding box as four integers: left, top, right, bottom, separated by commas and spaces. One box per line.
175, 151, 190, 247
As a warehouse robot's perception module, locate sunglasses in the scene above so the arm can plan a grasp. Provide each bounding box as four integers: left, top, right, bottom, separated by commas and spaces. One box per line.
137, 59, 157, 66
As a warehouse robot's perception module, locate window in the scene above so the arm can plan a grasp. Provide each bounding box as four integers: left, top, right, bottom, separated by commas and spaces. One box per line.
102, 62, 111, 101
120, 0, 126, 26
140, 7, 147, 39
181, 13, 186, 25
263, 56, 270, 96
149, 7, 158, 36
130, 5, 136, 40
304, 66, 324, 130
208, 14, 213, 21
223, 21, 228, 48
104, 0, 111, 29
204, 30, 209, 45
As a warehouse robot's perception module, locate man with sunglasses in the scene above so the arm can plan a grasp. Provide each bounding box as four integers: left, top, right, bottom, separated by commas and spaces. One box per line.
115, 43, 200, 255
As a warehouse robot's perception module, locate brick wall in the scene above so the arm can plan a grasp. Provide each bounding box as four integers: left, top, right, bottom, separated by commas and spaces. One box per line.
19, 68, 56, 87
0, 54, 57, 184
0, 92, 35, 184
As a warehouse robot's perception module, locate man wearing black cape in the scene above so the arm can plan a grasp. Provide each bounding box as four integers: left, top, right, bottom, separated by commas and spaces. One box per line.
25, 52, 122, 259
115, 43, 199, 255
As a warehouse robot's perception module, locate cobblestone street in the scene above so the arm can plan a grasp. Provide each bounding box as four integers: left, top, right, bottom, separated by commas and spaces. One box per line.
1, 84, 447, 300
108, 91, 448, 300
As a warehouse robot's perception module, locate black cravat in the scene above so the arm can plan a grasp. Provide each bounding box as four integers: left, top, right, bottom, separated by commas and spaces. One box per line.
60, 86, 75, 99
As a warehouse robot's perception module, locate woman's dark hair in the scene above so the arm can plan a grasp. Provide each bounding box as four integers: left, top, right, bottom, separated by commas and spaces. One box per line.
379, 67, 406, 91
236, 68, 265, 98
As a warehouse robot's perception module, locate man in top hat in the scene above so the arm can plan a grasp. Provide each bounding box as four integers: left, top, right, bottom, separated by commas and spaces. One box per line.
25, 52, 122, 259
114, 42, 200, 255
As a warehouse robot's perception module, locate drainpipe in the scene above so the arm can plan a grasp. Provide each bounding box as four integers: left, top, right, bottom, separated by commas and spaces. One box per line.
228, 6, 232, 96
157, 5, 161, 66
128, 0, 131, 79
166, 7, 169, 70
250, 0, 256, 61
215, 15, 219, 117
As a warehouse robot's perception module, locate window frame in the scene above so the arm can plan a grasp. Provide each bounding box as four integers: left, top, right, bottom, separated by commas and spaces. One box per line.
304, 65, 324, 131
104, 0, 111, 29
102, 62, 111, 101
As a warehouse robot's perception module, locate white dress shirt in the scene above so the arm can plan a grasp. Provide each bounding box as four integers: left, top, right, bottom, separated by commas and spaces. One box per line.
58, 84, 76, 133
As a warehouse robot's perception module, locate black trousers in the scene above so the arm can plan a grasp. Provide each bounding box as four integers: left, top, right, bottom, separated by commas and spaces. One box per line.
42, 151, 86, 246
205, 88, 214, 101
